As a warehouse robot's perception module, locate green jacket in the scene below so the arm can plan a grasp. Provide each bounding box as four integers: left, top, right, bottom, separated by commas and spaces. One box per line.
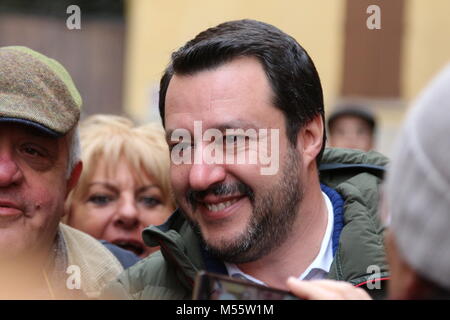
102, 148, 389, 300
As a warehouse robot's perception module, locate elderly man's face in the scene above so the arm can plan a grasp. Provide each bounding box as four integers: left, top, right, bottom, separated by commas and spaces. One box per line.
0, 123, 74, 259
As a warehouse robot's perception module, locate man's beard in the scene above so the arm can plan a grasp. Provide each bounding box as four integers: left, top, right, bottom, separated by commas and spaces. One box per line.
180, 146, 303, 264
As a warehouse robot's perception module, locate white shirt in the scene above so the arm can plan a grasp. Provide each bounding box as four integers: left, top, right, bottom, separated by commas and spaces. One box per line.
225, 191, 334, 285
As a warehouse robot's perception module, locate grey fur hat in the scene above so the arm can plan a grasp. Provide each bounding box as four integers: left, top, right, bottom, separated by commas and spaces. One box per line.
386, 63, 450, 289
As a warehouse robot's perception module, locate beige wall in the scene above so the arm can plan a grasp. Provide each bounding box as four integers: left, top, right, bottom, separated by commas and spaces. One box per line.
0, 14, 125, 117
375, 0, 450, 155
124, 0, 346, 121
124, 0, 450, 157
402, 0, 450, 103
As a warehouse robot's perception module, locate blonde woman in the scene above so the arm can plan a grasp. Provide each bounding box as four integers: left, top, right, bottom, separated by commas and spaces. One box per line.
66, 115, 174, 258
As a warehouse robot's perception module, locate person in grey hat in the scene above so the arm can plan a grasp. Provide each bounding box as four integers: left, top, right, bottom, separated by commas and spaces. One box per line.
287, 63, 450, 299
0, 46, 126, 299
384, 62, 450, 299
327, 104, 377, 152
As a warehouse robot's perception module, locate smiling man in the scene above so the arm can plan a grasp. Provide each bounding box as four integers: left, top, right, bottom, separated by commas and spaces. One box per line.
103, 19, 389, 300
0, 46, 127, 299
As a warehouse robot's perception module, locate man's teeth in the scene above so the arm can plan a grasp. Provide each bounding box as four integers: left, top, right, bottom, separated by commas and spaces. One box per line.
205, 199, 240, 212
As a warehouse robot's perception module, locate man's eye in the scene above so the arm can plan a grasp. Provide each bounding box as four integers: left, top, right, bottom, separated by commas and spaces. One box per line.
139, 196, 161, 208
21, 145, 45, 157
88, 195, 113, 206
170, 142, 193, 152
224, 135, 250, 149
224, 135, 240, 144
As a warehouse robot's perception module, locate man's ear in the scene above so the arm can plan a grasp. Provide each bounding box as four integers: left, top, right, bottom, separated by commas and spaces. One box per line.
66, 160, 83, 198
296, 114, 324, 169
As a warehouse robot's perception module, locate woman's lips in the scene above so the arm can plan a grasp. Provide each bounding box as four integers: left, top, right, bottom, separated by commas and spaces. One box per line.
111, 238, 145, 257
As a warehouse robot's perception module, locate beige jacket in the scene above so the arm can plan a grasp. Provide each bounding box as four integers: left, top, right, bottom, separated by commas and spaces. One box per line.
59, 223, 123, 298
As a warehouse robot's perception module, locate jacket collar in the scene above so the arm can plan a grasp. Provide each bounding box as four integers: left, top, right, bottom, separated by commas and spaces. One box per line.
142, 209, 204, 290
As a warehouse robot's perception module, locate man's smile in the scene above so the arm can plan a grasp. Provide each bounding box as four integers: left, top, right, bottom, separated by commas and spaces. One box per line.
197, 195, 247, 221
204, 197, 241, 212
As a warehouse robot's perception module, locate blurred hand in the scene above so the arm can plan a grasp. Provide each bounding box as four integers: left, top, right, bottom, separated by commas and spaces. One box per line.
286, 278, 372, 300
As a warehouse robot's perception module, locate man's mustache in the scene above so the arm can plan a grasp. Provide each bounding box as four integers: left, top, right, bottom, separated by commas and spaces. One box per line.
186, 182, 254, 210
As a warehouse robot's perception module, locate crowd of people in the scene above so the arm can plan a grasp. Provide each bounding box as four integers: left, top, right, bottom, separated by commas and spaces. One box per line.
0, 19, 449, 300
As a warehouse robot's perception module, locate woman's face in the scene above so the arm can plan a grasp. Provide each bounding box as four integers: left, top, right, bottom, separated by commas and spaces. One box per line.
68, 158, 173, 258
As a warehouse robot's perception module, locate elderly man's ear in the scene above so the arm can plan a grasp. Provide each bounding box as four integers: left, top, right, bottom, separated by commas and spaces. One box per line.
66, 161, 83, 199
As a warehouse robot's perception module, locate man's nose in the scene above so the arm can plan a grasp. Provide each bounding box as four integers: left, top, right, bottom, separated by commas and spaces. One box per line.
113, 196, 140, 230
188, 145, 226, 190
0, 149, 23, 187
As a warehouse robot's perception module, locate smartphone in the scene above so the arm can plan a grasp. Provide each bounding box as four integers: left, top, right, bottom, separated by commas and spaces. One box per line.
192, 271, 299, 300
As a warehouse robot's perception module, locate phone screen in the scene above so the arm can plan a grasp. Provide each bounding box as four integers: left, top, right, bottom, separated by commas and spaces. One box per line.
192, 271, 299, 300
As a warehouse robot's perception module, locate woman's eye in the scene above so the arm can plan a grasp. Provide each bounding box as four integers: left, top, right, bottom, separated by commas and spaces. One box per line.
88, 195, 113, 206
140, 197, 161, 208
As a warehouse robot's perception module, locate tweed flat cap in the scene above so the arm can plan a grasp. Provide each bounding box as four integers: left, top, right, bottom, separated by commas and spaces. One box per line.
0, 46, 82, 136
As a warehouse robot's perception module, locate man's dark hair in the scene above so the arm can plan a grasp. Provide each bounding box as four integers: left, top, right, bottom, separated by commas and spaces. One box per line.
159, 19, 326, 163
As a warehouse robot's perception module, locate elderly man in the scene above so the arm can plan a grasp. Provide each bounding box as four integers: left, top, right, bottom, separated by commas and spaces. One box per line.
0, 46, 126, 299
288, 64, 450, 300
103, 19, 389, 300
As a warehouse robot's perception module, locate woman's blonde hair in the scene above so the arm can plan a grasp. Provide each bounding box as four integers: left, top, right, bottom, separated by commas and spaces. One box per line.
67, 114, 173, 211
